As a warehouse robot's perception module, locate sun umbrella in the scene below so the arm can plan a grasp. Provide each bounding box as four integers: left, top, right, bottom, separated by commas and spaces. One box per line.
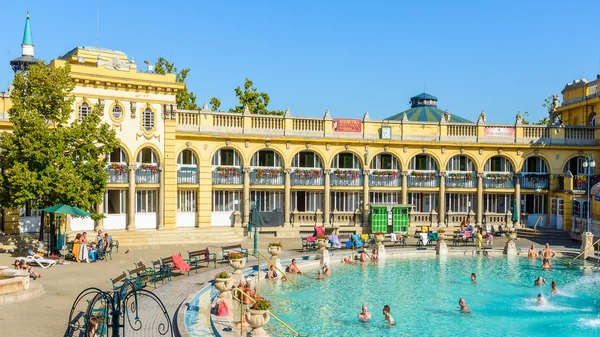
511, 199, 519, 224
42, 204, 92, 217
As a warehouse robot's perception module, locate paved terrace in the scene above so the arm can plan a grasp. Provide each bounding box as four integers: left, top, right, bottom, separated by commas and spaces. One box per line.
0, 235, 584, 337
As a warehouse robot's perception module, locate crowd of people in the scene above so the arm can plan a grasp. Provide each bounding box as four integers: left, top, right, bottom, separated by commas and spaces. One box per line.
72, 230, 113, 263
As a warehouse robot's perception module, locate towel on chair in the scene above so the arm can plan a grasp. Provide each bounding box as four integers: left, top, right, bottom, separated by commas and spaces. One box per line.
306, 236, 316, 242
171, 254, 191, 272
314, 226, 325, 237
390, 233, 398, 242
329, 235, 342, 248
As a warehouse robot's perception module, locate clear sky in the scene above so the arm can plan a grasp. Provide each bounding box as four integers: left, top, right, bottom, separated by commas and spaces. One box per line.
1, 0, 600, 123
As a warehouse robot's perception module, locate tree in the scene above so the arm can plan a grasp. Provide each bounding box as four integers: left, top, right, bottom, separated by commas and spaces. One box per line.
520, 96, 554, 125
209, 97, 221, 111
229, 78, 283, 115
144, 57, 199, 110
0, 62, 119, 219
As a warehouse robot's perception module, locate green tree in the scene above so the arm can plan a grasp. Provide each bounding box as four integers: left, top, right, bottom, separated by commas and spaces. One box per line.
144, 57, 199, 110
209, 97, 221, 111
229, 78, 283, 115
0, 62, 119, 218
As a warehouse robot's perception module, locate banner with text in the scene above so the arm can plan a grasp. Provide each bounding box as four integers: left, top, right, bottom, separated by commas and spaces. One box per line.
484, 127, 515, 138
333, 118, 363, 132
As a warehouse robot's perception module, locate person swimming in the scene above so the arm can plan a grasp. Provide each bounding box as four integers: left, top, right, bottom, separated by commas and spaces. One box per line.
551, 280, 558, 294
459, 298, 471, 313
536, 293, 548, 306
341, 257, 355, 265
534, 276, 547, 286
358, 304, 372, 321
382, 305, 395, 325
471, 273, 477, 284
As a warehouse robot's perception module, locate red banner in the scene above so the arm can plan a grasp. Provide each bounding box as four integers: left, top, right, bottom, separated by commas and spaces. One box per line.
333, 118, 362, 132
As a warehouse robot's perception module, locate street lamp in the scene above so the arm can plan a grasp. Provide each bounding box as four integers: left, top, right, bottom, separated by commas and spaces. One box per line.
582, 154, 596, 233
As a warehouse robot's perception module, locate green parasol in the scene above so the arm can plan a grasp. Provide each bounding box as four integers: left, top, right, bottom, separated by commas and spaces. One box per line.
42, 204, 92, 217
511, 199, 519, 224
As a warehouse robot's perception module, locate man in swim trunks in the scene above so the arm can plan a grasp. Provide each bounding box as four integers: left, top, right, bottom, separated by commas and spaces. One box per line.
528, 244, 538, 258
542, 243, 555, 265
287, 259, 302, 274
534, 276, 547, 286
459, 298, 471, 313
358, 305, 372, 321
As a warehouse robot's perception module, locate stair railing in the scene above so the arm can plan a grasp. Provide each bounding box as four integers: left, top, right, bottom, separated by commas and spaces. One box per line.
567, 238, 600, 266
533, 216, 544, 237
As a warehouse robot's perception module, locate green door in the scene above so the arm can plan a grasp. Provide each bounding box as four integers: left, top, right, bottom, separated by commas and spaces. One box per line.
370, 206, 388, 233
392, 207, 409, 233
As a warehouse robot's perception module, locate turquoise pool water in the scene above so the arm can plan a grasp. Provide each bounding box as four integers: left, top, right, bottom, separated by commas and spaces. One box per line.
258, 255, 600, 337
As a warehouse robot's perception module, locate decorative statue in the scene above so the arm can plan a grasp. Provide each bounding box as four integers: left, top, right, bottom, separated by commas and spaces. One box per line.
548, 94, 563, 127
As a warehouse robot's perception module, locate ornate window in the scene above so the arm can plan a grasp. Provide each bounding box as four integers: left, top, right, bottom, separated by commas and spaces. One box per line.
78, 102, 91, 121
142, 108, 154, 131
112, 105, 123, 120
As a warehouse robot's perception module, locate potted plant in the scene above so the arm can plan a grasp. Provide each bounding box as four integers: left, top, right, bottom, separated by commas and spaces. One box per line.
246, 297, 272, 336
373, 231, 386, 244
437, 229, 447, 241
316, 235, 329, 250
505, 230, 517, 241
267, 242, 282, 258
214, 271, 233, 298
228, 253, 246, 275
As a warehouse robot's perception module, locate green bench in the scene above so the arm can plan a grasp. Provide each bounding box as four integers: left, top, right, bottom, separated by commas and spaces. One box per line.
221, 244, 249, 263
188, 248, 217, 272
128, 261, 157, 289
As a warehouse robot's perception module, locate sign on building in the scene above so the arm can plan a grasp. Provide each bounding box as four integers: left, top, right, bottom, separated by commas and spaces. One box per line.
484, 127, 515, 137
333, 118, 362, 132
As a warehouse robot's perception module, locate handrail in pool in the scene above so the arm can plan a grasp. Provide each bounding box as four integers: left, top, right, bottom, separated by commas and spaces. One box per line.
567, 238, 600, 265
232, 287, 300, 336
255, 251, 299, 288
532, 215, 543, 236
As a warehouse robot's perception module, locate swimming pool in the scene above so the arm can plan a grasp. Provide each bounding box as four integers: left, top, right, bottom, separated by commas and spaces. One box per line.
258, 255, 600, 337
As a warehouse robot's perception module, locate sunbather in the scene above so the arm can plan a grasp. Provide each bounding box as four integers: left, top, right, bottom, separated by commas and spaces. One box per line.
287, 259, 302, 274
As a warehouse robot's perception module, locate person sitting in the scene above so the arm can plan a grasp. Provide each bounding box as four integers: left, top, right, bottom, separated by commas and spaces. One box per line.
266, 265, 279, 280
88, 316, 99, 337
358, 304, 372, 321
95, 230, 103, 246
383, 305, 396, 325
359, 251, 368, 263
534, 276, 547, 286
536, 293, 548, 306
459, 298, 471, 313
322, 264, 331, 277
287, 259, 302, 274
341, 257, 355, 265
371, 249, 379, 263
528, 244, 538, 259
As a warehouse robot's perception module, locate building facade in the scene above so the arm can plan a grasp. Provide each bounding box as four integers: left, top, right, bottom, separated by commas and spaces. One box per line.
1, 13, 599, 239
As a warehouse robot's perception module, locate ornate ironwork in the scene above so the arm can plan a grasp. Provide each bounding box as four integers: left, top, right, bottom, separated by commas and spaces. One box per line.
64, 279, 173, 337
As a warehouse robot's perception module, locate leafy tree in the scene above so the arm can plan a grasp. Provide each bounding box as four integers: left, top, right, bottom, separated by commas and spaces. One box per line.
0, 62, 119, 219
209, 97, 221, 111
144, 57, 199, 110
229, 78, 283, 115
520, 96, 554, 125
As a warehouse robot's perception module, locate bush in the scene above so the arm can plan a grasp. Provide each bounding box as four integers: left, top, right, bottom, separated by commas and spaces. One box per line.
215, 271, 229, 279
228, 252, 244, 260
250, 298, 272, 310
268, 242, 282, 248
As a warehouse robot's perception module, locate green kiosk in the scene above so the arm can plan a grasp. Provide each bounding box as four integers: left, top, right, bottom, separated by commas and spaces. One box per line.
369, 204, 411, 234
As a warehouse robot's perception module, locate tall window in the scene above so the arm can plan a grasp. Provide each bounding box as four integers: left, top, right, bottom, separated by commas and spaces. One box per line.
177, 190, 197, 212
408, 193, 438, 212
142, 108, 154, 131
212, 190, 242, 212
212, 149, 241, 166
138, 148, 159, 164
104, 190, 127, 214
292, 191, 323, 212
447, 155, 475, 172
251, 191, 284, 211
523, 194, 546, 214
332, 153, 361, 169
331, 192, 363, 212
178, 150, 197, 165
446, 193, 476, 213
136, 190, 157, 213
369, 192, 401, 204
564, 157, 588, 175
292, 151, 323, 168
483, 194, 512, 213
409, 155, 437, 171
250, 150, 282, 167
484, 156, 513, 172
78, 102, 91, 121
19, 201, 41, 217
371, 154, 399, 170
523, 157, 548, 173
108, 147, 128, 163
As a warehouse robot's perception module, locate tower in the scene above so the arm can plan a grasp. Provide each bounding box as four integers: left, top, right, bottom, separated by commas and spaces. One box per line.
10, 10, 39, 73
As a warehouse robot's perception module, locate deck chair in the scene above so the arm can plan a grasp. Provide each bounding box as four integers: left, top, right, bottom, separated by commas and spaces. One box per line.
16, 254, 57, 269
314, 226, 325, 237
360, 234, 374, 246
329, 235, 342, 249
351, 234, 364, 248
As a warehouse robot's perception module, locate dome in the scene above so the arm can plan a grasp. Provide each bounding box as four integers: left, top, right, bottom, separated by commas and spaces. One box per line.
384, 93, 473, 124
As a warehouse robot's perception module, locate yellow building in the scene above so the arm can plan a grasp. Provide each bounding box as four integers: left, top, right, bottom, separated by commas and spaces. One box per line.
1, 13, 599, 241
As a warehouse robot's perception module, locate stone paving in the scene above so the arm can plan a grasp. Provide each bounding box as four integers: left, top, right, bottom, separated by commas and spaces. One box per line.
0, 235, 584, 337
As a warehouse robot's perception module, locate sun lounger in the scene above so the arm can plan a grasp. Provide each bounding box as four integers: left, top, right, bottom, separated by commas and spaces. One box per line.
329, 235, 342, 249
351, 234, 364, 248
16, 254, 57, 269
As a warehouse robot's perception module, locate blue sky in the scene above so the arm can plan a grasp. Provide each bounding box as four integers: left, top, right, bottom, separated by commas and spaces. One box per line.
1, 0, 599, 123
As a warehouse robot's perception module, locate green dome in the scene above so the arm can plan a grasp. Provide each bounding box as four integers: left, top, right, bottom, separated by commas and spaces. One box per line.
385, 106, 473, 123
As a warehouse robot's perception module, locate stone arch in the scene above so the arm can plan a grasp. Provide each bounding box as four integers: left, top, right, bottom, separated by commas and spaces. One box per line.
407, 152, 439, 171
369, 151, 403, 170
330, 150, 365, 169
248, 147, 286, 167
133, 143, 163, 163
211, 146, 244, 167
290, 149, 325, 168
481, 154, 517, 172
443, 153, 478, 172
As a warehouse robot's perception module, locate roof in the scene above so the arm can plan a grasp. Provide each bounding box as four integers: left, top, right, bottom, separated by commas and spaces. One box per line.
10, 55, 38, 64
22, 12, 33, 45
384, 106, 473, 124
411, 93, 438, 101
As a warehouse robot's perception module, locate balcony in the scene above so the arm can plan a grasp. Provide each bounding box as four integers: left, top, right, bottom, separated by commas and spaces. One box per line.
249, 167, 284, 185
330, 169, 363, 187
291, 168, 324, 186
483, 173, 514, 188
106, 164, 128, 184
212, 166, 243, 185
407, 171, 439, 188
177, 167, 198, 184
445, 172, 477, 188
520, 173, 549, 189
135, 166, 159, 184
369, 170, 401, 187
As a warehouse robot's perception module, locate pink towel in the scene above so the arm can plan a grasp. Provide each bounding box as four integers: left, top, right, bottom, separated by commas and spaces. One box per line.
315, 226, 325, 237
306, 236, 316, 242
171, 254, 190, 272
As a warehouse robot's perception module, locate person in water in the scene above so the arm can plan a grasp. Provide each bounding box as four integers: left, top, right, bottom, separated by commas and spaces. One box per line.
536, 293, 548, 306
371, 249, 379, 262
541, 243, 555, 268
528, 244, 538, 258
322, 263, 331, 277
287, 259, 302, 274
266, 265, 279, 280
551, 280, 558, 294
358, 304, 372, 321
459, 298, 471, 313
317, 270, 324, 280
341, 257, 355, 265
534, 276, 547, 286
382, 305, 395, 325
359, 251, 368, 263
471, 273, 477, 284
541, 258, 551, 270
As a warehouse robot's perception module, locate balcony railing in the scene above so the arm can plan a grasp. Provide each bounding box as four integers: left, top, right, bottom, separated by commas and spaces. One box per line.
291, 168, 324, 186
369, 170, 401, 187
135, 166, 159, 184
212, 166, 243, 185
330, 169, 363, 186
445, 172, 477, 188
483, 173, 514, 188
106, 165, 128, 184
177, 167, 198, 184
249, 167, 284, 185
520, 173, 549, 189
407, 170, 439, 188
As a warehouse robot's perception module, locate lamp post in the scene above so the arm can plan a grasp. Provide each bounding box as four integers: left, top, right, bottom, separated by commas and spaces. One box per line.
582, 154, 595, 233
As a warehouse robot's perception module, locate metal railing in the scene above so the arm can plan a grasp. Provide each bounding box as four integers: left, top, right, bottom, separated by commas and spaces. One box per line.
521, 173, 549, 189
369, 170, 401, 187
232, 287, 299, 336
445, 173, 477, 188
135, 167, 160, 183
290, 168, 324, 186
330, 169, 363, 186
567, 239, 600, 266
482, 173, 514, 188
407, 171, 439, 188
533, 215, 544, 236
177, 169, 198, 184
212, 167, 243, 184
249, 167, 285, 185
106, 166, 128, 183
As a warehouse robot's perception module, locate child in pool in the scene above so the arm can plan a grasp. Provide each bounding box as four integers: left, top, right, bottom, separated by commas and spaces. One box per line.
383, 305, 395, 326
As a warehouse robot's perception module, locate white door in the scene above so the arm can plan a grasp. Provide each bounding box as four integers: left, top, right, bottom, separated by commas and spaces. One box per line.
550, 198, 563, 230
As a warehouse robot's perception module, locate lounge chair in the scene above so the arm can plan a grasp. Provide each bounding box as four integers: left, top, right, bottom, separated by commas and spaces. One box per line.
16, 254, 57, 269
351, 234, 364, 248
329, 235, 342, 249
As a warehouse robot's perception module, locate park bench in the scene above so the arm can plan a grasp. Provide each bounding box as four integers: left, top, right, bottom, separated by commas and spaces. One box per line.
152, 259, 171, 285
187, 248, 217, 272
160, 253, 192, 279
301, 237, 316, 252
128, 261, 157, 289
221, 244, 249, 263
110, 239, 119, 253
110, 272, 127, 294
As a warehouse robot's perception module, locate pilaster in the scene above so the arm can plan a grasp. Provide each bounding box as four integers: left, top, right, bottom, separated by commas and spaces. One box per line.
158, 164, 165, 230
323, 169, 331, 226
94, 202, 104, 231
476, 172, 484, 226
163, 118, 178, 230
438, 171, 446, 226
401, 171, 408, 204
283, 168, 292, 226
127, 163, 136, 230
243, 167, 251, 226
514, 173, 521, 226
362, 169, 370, 226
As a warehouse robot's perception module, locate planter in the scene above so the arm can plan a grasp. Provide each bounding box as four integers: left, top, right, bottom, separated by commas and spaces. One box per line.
316, 238, 328, 250
229, 258, 246, 275
505, 232, 517, 241
267, 245, 281, 258
246, 309, 271, 336
214, 277, 233, 298
438, 232, 448, 241
374, 234, 385, 244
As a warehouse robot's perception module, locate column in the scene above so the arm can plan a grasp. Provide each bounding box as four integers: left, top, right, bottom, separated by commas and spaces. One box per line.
438, 171, 446, 226
476, 172, 484, 226
401, 171, 408, 204
323, 169, 331, 226
283, 168, 291, 226
196, 185, 202, 228
127, 164, 136, 230
242, 167, 250, 226
514, 173, 521, 227
362, 170, 370, 226
94, 201, 104, 231
157, 165, 165, 230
